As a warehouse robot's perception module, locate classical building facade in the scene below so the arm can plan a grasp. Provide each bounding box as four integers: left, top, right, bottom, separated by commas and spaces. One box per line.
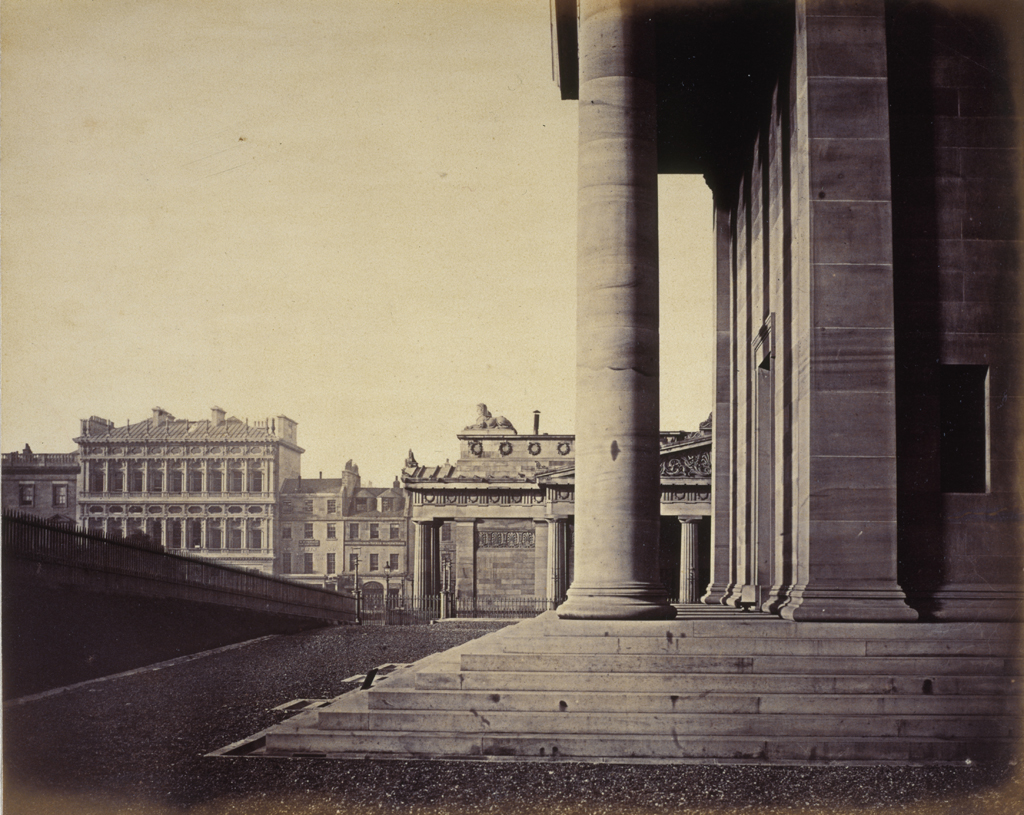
75, 407, 303, 573
401, 406, 711, 602
2, 445, 80, 523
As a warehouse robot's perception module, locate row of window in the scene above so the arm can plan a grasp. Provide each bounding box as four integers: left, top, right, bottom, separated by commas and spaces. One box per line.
280, 522, 403, 541
351, 552, 400, 573
280, 497, 404, 514
87, 467, 265, 494
86, 517, 265, 549
18, 483, 69, 507
279, 551, 403, 576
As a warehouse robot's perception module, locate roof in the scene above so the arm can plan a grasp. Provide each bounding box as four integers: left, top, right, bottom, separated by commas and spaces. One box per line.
77, 417, 277, 444
280, 478, 348, 494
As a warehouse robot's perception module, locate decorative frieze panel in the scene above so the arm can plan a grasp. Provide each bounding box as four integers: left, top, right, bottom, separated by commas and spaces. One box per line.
661, 486, 712, 504
417, 491, 545, 506
660, 451, 711, 478
478, 530, 535, 549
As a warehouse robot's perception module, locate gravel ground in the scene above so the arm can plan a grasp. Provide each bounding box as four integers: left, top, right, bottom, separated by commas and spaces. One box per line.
3, 622, 1022, 815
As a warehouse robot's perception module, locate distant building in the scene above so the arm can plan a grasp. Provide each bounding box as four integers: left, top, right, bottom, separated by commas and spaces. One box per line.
277, 463, 360, 586
278, 461, 413, 595
75, 407, 303, 573
342, 477, 412, 600
401, 406, 712, 602
2, 444, 80, 523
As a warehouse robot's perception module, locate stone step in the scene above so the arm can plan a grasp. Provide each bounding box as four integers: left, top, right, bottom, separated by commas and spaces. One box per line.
458, 652, 1017, 676
367, 688, 1019, 716
264, 726, 1015, 764
316, 707, 1015, 740
415, 669, 1017, 696
488, 635, 1015, 657
533, 614, 1019, 642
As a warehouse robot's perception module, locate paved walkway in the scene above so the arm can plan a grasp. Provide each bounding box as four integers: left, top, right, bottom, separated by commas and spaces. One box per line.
3, 622, 1021, 814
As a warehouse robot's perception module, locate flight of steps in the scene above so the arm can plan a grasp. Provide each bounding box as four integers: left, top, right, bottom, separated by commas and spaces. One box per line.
264, 607, 1021, 763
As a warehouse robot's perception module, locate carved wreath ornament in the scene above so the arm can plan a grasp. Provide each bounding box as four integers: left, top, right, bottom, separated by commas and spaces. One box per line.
469, 441, 484, 457
557, 442, 571, 456
498, 441, 513, 457
527, 442, 541, 456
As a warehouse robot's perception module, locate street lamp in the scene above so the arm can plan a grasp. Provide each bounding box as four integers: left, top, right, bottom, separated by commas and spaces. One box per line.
383, 562, 394, 624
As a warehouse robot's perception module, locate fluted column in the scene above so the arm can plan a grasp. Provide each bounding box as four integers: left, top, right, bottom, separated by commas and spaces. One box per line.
678, 517, 700, 603
412, 520, 429, 596
558, 0, 673, 620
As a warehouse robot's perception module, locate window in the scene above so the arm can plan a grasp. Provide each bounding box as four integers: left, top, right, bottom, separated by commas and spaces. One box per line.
88, 464, 105, 492
52, 484, 68, 507
249, 524, 262, 549
208, 469, 222, 494
249, 471, 264, 492
348, 523, 359, 539
303, 552, 314, 574
281, 552, 292, 573
111, 469, 124, 493
355, 497, 368, 512
441, 523, 451, 541
370, 553, 379, 571
282, 525, 292, 540
169, 470, 183, 494
230, 471, 244, 492
326, 552, 336, 574
187, 470, 203, 492
228, 521, 242, 549
381, 497, 394, 512
370, 524, 379, 539
149, 471, 163, 493
129, 469, 143, 492
282, 500, 292, 513
327, 523, 337, 540
18, 483, 34, 506
349, 553, 359, 571
304, 499, 313, 512
304, 523, 314, 539
389, 553, 399, 571
390, 523, 400, 540
941, 365, 989, 493
327, 499, 337, 513
208, 521, 222, 550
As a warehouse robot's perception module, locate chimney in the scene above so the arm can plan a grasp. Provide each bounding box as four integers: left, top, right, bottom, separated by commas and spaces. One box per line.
211, 406, 226, 426
533, 410, 541, 435
319, 471, 323, 479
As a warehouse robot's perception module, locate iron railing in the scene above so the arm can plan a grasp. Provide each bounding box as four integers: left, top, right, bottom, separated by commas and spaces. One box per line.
2, 510, 356, 623
356, 593, 559, 626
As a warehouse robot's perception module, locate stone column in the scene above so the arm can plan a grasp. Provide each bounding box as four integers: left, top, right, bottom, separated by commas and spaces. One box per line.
704, 203, 734, 604
678, 517, 701, 603
533, 519, 550, 598
412, 520, 429, 596
454, 519, 476, 598
558, 0, 673, 620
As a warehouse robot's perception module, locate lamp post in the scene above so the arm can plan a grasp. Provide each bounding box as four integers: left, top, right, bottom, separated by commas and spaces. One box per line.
383, 562, 394, 625
352, 552, 361, 625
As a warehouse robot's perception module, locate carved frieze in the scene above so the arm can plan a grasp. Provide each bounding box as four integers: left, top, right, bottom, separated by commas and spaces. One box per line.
660, 451, 711, 478
478, 530, 535, 549
661, 486, 712, 504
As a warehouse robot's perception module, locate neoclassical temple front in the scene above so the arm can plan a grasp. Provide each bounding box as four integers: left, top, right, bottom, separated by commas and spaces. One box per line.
401, 408, 712, 603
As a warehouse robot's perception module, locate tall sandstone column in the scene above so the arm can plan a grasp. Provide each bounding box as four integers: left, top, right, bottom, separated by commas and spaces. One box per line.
558, 0, 674, 620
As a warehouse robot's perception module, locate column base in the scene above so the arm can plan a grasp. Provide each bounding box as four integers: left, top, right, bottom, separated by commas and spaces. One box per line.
558, 584, 676, 620
700, 583, 731, 605
778, 584, 918, 622
907, 584, 1023, 622
758, 584, 792, 615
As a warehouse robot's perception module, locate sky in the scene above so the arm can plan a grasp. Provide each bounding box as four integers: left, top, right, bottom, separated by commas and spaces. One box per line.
1, 0, 714, 487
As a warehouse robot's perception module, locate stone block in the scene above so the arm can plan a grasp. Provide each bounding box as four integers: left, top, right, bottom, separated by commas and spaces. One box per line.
803, 520, 897, 569
810, 328, 895, 392
809, 138, 891, 201
809, 201, 893, 265
809, 488, 896, 523
809, 390, 895, 457
806, 15, 886, 78
807, 78, 889, 139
